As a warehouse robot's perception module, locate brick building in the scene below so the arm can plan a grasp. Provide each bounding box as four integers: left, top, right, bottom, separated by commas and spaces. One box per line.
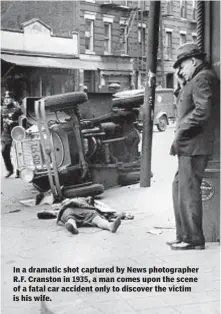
78, 0, 197, 90
1, 1, 81, 99
160, 0, 197, 88
1, 0, 197, 99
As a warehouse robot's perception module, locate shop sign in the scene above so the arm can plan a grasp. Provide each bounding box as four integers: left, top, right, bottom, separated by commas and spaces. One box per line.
201, 179, 215, 201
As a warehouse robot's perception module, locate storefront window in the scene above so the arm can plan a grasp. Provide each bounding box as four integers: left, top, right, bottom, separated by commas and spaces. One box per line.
84, 70, 95, 92
30, 69, 75, 97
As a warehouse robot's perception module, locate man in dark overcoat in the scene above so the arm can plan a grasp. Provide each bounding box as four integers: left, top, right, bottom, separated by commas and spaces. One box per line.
168, 42, 219, 250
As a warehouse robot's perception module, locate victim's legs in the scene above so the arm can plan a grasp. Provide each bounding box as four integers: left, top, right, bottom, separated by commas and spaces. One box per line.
65, 218, 79, 234
91, 215, 122, 233
64, 215, 122, 235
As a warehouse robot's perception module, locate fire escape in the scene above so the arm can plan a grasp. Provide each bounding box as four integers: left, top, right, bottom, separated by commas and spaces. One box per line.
119, 8, 138, 55
100, 1, 149, 89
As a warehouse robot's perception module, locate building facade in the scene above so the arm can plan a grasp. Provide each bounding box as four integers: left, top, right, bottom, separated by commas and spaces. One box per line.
1, 0, 197, 100
1, 1, 81, 99
160, 0, 197, 88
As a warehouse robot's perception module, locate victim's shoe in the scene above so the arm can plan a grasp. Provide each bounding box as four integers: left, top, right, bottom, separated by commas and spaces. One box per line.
110, 216, 121, 233
65, 222, 79, 235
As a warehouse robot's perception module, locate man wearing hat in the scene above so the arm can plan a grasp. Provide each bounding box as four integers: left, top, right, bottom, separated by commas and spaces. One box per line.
168, 42, 219, 250
1, 91, 23, 178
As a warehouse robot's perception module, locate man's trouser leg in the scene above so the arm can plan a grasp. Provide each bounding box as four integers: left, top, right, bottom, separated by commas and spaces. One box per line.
1, 141, 13, 172
172, 170, 183, 241
178, 155, 209, 245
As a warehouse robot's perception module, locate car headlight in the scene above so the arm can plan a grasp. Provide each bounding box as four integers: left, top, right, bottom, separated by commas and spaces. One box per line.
20, 168, 34, 183
11, 126, 26, 142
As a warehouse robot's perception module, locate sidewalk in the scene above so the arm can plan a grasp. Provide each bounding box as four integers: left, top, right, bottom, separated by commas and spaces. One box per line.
1, 127, 220, 314
1, 179, 220, 314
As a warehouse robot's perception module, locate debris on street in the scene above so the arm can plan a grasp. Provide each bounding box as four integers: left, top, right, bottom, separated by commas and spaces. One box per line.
8, 209, 21, 214
147, 228, 164, 235
19, 199, 36, 207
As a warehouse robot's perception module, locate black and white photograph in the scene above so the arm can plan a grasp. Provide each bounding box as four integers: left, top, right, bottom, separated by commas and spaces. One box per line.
1, 0, 220, 313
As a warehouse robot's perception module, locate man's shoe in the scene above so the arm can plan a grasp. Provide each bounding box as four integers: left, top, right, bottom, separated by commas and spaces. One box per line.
166, 240, 182, 246
170, 242, 205, 250
5, 171, 13, 178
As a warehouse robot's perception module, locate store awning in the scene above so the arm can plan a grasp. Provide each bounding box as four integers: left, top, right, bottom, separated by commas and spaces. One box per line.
1, 53, 133, 73
1, 53, 99, 70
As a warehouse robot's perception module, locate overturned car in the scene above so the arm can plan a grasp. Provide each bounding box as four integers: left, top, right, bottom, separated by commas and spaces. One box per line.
11, 91, 141, 199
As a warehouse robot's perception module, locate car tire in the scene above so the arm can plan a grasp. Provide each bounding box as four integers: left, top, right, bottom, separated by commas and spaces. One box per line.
63, 183, 104, 198
112, 95, 144, 109
156, 115, 167, 132
118, 171, 140, 186
43, 92, 88, 110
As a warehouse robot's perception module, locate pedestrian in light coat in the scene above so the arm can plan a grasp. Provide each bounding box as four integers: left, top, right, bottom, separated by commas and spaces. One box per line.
167, 42, 220, 250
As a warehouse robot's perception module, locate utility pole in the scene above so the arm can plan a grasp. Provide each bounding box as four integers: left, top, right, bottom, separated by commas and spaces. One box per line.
140, 1, 161, 187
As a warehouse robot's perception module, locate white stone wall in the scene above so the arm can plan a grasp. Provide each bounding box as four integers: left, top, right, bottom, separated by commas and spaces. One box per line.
1, 19, 78, 56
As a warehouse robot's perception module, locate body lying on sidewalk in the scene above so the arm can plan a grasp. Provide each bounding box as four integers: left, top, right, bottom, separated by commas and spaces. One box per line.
37, 197, 126, 235
57, 197, 122, 235
59, 207, 121, 235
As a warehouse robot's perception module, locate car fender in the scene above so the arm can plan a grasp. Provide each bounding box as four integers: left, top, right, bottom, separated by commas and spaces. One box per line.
154, 112, 169, 125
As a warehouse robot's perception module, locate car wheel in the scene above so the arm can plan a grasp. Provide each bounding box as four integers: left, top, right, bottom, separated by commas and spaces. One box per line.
44, 92, 88, 110
157, 116, 167, 132
112, 95, 144, 109
118, 171, 140, 186
63, 183, 104, 198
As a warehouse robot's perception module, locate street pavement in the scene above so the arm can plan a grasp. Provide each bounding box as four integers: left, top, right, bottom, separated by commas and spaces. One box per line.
1, 126, 220, 314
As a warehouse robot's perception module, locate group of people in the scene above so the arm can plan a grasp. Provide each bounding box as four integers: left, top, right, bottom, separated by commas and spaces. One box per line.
1, 42, 219, 244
